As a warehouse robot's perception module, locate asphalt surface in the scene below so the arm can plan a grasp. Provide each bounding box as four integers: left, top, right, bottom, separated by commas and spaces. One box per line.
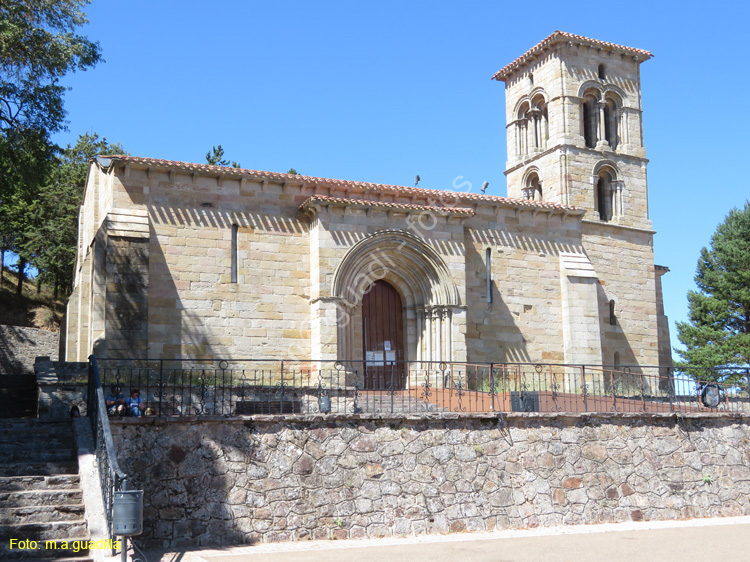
135, 517, 750, 562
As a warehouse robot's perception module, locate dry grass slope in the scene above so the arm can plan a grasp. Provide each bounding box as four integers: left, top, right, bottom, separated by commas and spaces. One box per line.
0, 269, 64, 331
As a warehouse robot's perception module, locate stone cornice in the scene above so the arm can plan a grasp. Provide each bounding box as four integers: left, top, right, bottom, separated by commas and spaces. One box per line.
505, 143, 649, 176
493, 31, 652, 82
581, 219, 655, 235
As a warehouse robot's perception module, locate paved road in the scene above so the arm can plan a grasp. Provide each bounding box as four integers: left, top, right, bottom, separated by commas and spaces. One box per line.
137, 517, 750, 562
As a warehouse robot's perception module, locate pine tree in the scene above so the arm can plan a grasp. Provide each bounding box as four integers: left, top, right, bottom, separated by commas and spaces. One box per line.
676, 201, 750, 383
205, 145, 240, 168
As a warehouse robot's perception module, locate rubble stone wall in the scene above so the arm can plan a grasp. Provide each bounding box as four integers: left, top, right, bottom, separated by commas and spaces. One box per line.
0, 325, 59, 374
111, 412, 750, 549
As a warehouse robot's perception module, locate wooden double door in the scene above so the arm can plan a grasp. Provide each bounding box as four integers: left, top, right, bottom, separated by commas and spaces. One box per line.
362, 280, 405, 389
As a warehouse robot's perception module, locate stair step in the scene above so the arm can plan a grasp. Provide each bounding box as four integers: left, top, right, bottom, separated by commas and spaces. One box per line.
0, 504, 86, 525
0, 429, 74, 441
0, 426, 73, 439
0, 421, 73, 436
0, 461, 78, 477
1, 449, 76, 463
0, 489, 83, 508
0, 475, 80, 493
0, 537, 92, 559
0, 439, 75, 453
0, 520, 89, 540
0, 475, 80, 492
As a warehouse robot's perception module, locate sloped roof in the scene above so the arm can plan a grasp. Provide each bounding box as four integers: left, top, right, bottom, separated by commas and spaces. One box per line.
300, 195, 476, 216
492, 30, 653, 81
101, 155, 582, 214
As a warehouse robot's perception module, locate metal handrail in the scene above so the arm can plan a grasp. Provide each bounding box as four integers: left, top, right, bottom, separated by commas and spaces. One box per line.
87, 355, 128, 552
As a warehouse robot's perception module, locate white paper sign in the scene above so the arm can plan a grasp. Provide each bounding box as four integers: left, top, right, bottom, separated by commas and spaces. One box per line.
384, 341, 392, 351
366, 351, 384, 367
385, 351, 396, 364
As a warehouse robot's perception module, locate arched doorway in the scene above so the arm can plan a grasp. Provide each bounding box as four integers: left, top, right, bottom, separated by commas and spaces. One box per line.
331, 230, 464, 368
362, 280, 405, 389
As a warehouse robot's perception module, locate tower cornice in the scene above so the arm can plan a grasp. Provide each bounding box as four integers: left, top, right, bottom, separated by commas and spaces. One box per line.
493, 31, 653, 82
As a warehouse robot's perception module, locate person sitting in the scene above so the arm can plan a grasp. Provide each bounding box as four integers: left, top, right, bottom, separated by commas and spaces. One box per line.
106, 386, 125, 416
126, 389, 145, 417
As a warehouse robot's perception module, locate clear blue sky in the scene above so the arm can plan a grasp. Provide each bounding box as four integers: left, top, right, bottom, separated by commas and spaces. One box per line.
52, 0, 750, 358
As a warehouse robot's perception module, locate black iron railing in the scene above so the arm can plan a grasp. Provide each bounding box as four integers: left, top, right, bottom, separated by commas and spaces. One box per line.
87, 355, 129, 553
91, 358, 750, 416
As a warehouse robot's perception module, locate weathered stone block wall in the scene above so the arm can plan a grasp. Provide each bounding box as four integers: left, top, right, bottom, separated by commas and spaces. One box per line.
463, 208, 581, 364
0, 325, 60, 374
103, 236, 149, 358
137, 168, 312, 359
112, 412, 750, 549
582, 222, 659, 371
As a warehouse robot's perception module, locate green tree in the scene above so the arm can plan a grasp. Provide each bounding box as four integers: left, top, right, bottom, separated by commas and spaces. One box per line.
205, 145, 240, 168
23, 133, 124, 298
0, 0, 101, 295
0, 0, 101, 134
676, 201, 750, 382
0, 127, 55, 294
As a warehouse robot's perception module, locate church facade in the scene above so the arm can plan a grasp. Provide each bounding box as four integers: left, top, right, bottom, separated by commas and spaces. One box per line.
63, 31, 672, 378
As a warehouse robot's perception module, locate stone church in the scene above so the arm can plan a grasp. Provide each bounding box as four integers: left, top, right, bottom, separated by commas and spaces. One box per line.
63, 31, 672, 379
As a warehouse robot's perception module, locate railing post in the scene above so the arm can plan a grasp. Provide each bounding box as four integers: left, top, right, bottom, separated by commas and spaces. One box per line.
746, 369, 750, 411
390, 362, 395, 414
280, 360, 285, 413
490, 363, 495, 412
667, 368, 674, 412
158, 359, 163, 417
581, 366, 587, 411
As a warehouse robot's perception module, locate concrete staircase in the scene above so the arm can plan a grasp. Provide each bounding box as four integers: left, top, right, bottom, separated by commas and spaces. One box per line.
0, 419, 92, 561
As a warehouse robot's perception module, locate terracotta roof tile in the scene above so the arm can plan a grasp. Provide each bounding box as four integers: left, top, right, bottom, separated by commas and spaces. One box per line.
102, 155, 581, 214
300, 195, 476, 216
492, 31, 653, 81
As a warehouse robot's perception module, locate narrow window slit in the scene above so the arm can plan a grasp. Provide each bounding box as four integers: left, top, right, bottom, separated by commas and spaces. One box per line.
231, 224, 238, 283
486, 248, 492, 303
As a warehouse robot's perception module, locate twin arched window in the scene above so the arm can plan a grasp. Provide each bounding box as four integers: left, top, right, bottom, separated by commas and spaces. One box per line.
515, 94, 549, 158
581, 88, 621, 150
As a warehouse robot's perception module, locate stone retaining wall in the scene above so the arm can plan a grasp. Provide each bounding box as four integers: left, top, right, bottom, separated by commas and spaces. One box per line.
0, 325, 59, 374
35, 359, 89, 418
111, 412, 750, 549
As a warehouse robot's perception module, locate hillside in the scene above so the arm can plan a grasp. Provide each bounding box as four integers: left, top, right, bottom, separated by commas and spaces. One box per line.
0, 269, 65, 331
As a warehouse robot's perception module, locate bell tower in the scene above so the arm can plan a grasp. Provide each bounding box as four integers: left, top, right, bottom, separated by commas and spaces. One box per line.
493, 31, 653, 230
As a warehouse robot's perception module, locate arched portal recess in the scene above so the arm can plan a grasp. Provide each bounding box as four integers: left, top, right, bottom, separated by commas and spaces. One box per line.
332, 230, 461, 370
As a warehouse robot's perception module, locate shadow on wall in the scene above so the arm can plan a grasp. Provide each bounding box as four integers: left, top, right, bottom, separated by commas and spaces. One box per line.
0, 326, 30, 374
0, 325, 58, 374
117, 421, 266, 548
94, 236, 150, 360
595, 283, 651, 391
146, 223, 222, 360
463, 241, 530, 364
147, 204, 305, 237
